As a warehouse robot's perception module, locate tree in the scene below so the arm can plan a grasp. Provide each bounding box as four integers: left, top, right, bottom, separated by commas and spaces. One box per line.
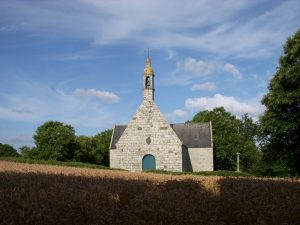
0, 143, 19, 157
19, 145, 39, 159
260, 29, 300, 176
239, 114, 262, 171
93, 129, 112, 166
74, 130, 112, 165
192, 107, 260, 171
74, 135, 98, 164
33, 121, 76, 161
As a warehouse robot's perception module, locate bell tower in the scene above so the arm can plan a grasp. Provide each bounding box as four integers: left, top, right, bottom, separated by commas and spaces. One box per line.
143, 54, 154, 101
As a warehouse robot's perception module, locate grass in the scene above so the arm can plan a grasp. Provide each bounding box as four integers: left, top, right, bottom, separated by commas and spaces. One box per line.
0, 156, 111, 170
1, 157, 253, 177
0, 161, 299, 225
146, 169, 253, 177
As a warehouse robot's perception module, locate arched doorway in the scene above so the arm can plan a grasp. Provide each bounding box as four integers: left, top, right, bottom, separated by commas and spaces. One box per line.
142, 154, 156, 171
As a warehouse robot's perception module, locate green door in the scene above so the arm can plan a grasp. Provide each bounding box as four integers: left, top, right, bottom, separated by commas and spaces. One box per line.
142, 154, 156, 171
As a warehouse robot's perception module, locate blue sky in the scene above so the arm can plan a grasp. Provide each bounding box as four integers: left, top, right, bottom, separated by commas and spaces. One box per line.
0, 0, 299, 148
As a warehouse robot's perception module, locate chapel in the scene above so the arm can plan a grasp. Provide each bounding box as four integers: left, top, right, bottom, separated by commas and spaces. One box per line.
110, 55, 213, 172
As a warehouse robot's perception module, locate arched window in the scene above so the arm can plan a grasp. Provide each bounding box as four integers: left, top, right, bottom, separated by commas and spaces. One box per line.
142, 154, 156, 171
145, 76, 151, 88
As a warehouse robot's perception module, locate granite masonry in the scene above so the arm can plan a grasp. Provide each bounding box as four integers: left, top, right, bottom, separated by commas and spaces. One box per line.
110, 56, 213, 172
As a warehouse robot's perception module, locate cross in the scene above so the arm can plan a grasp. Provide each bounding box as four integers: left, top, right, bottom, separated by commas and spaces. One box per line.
236, 152, 240, 172
144, 48, 151, 58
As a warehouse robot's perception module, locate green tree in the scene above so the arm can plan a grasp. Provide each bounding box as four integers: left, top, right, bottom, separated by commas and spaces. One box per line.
192, 107, 260, 171
239, 114, 262, 172
241, 114, 259, 143
33, 121, 76, 161
0, 143, 19, 157
74, 135, 98, 164
74, 130, 112, 165
260, 29, 300, 176
19, 145, 39, 159
93, 129, 112, 166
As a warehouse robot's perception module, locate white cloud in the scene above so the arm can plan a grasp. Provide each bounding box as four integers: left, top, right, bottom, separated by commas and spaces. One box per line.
159, 58, 215, 86
1, 1, 298, 58
184, 58, 215, 76
166, 50, 175, 60
185, 93, 264, 118
191, 82, 216, 91
165, 109, 188, 123
74, 88, 119, 103
223, 63, 242, 79
172, 109, 188, 118
0, 78, 118, 130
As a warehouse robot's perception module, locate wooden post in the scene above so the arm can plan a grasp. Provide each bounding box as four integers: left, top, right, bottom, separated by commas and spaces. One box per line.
237, 152, 240, 172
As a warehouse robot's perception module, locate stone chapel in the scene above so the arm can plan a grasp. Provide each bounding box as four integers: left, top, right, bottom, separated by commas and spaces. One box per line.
110, 56, 213, 172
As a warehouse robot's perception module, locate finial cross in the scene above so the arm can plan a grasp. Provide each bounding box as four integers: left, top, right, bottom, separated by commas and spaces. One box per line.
144, 48, 151, 58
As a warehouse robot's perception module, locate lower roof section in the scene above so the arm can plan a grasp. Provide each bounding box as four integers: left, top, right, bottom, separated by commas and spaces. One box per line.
170, 122, 212, 148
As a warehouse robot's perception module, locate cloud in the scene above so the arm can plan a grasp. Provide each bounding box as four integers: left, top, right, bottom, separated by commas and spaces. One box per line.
0, 22, 27, 32
48, 53, 111, 61
0, 107, 37, 121
172, 109, 188, 118
159, 57, 215, 86
11, 108, 33, 114
166, 50, 175, 60
223, 63, 242, 79
185, 93, 264, 118
184, 58, 215, 76
0, 135, 33, 144
1, 1, 298, 58
0, 78, 118, 130
74, 88, 120, 103
191, 82, 216, 91
251, 70, 274, 89
165, 109, 188, 123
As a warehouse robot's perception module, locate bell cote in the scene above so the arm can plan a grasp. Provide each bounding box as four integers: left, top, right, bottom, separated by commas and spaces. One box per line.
143, 56, 154, 101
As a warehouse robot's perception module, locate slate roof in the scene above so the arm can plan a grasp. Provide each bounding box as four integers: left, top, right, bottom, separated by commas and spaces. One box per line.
170, 123, 212, 148
110, 122, 212, 149
110, 125, 127, 149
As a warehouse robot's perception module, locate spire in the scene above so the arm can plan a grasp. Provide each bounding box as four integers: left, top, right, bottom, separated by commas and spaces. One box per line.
143, 49, 154, 101
144, 50, 154, 76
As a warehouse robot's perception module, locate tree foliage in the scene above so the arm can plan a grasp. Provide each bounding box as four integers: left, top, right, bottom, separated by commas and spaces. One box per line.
192, 107, 260, 171
20, 145, 39, 159
74, 130, 112, 165
0, 143, 19, 157
22, 120, 112, 165
74, 136, 97, 164
260, 29, 300, 176
93, 129, 112, 166
33, 121, 76, 161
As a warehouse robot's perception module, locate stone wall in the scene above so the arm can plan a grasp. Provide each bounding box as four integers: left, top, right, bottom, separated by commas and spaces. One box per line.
187, 148, 214, 171
111, 99, 183, 172
143, 89, 154, 101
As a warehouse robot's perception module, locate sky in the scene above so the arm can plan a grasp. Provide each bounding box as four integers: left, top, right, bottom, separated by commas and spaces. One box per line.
0, 0, 299, 148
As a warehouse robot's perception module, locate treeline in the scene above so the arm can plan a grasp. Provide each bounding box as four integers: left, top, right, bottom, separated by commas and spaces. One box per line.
0, 121, 112, 166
